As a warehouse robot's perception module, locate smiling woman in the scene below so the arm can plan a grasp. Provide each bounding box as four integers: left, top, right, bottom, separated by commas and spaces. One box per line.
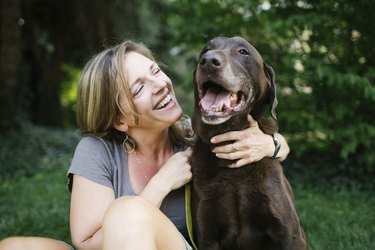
116, 51, 183, 132
68, 41, 193, 249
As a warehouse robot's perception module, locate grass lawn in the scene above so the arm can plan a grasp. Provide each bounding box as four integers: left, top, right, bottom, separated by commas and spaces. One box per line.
0, 167, 71, 243
295, 188, 375, 250
0, 127, 374, 249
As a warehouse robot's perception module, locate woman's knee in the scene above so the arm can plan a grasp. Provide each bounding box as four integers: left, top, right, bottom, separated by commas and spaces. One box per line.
102, 196, 186, 250
103, 196, 156, 230
102, 196, 161, 249
0, 237, 71, 250
0, 237, 19, 250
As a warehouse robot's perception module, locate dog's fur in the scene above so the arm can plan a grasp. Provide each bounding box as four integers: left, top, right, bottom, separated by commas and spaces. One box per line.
190, 36, 307, 250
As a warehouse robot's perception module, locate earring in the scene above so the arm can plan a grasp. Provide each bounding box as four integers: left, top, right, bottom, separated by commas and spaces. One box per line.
123, 134, 135, 153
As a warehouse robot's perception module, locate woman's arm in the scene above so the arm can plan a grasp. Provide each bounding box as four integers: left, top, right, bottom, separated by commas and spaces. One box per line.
70, 148, 192, 250
70, 175, 115, 250
210, 115, 290, 168
140, 148, 192, 207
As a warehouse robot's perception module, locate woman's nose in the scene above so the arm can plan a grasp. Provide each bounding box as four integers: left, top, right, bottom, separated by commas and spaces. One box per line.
152, 78, 167, 94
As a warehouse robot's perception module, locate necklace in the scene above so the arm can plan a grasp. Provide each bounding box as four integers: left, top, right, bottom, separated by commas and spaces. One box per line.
133, 150, 168, 211
134, 151, 150, 182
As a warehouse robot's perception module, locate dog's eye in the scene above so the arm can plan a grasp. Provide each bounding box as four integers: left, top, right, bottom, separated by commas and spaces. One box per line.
238, 49, 249, 55
202, 48, 210, 54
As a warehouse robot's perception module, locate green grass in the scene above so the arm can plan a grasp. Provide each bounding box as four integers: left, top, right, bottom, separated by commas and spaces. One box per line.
0, 168, 71, 243
0, 126, 374, 249
0, 126, 78, 244
295, 188, 375, 250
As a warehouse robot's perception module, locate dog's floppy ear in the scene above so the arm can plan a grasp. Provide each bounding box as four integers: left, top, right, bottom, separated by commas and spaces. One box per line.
263, 63, 278, 119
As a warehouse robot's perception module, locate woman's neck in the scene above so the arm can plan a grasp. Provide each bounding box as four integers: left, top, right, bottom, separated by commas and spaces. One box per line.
129, 128, 173, 161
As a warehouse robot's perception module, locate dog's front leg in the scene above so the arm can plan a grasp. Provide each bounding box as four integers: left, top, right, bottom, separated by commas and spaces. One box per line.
196, 182, 240, 250
219, 194, 240, 250
195, 197, 222, 250
265, 175, 307, 250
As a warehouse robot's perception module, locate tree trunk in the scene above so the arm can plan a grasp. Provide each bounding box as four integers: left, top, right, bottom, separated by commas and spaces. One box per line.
0, 0, 21, 129
36, 29, 63, 127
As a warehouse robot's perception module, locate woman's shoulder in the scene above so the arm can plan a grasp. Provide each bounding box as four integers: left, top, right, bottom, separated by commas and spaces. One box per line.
68, 136, 119, 192
78, 135, 103, 144
75, 136, 120, 155
75, 136, 102, 151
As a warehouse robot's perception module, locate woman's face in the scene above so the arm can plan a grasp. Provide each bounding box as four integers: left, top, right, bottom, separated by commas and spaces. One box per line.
118, 52, 183, 130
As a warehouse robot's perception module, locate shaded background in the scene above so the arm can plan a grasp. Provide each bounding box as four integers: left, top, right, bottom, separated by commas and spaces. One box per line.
0, 0, 374, 248
1, 0, 374, 188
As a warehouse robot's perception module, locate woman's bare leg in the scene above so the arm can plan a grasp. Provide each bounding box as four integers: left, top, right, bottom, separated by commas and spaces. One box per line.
102, 196, 186, 250
0, 237, 72, 250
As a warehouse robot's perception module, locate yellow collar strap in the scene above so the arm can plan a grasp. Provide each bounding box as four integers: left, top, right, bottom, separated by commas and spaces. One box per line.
185, 183, 198, 250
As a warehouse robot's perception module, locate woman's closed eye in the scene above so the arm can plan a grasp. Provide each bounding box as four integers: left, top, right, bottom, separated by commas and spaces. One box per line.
132, 65, 162, 97
133, 84, 144, 97
152, 66, 162, 76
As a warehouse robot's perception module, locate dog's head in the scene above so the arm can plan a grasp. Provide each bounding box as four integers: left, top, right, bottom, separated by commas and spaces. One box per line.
192, 36, 277, 142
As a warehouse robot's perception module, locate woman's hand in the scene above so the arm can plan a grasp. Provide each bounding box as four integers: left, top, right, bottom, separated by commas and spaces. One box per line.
210, 115, 289, 168
153, 148, 192, 192
141, 148, 192, 208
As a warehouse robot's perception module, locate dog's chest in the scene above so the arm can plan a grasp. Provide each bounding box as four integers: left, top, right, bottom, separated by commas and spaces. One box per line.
191, 142, 265, 197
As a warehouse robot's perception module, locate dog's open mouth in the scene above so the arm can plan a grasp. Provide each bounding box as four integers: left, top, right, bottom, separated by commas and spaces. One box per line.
199, 81, 246, 124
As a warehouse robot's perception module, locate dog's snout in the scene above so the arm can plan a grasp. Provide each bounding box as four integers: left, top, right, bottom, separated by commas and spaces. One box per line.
200, 53, 222, 70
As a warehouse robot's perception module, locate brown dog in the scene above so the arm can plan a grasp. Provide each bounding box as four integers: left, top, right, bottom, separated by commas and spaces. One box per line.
190, 36, 307, 250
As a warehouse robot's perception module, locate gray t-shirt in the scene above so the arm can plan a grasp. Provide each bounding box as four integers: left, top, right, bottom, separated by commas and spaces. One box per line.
67, 136, 188, 238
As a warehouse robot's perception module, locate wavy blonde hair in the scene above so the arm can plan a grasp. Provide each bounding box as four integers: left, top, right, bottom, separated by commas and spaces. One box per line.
76, 40, 194, 146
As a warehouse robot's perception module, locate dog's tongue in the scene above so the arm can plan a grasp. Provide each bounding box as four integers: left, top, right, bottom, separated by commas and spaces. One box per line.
200, 87, 231, 111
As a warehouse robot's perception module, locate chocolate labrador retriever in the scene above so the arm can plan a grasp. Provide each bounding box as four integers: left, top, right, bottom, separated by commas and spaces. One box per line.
190, 36, 307, 250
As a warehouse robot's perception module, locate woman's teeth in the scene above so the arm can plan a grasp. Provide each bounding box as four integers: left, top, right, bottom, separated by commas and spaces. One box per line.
155, 94, 172, 110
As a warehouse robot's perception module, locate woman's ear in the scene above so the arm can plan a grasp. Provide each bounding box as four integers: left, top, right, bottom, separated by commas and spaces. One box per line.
113, 116, 129, 132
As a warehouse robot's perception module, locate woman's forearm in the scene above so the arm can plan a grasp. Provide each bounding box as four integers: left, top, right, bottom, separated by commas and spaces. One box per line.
140, 177, 170, 208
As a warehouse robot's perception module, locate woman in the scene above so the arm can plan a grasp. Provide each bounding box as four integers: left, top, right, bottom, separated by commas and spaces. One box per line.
0, 40, 289, 250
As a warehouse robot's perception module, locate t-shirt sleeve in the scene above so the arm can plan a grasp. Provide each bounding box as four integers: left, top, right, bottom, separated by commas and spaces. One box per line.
67, 136, 114, 192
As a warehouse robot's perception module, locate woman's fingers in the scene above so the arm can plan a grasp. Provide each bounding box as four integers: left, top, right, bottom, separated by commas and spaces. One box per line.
247, 114, 259, 128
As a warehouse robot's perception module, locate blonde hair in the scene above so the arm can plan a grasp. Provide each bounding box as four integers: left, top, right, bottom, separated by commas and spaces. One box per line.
76, 40, 194, 146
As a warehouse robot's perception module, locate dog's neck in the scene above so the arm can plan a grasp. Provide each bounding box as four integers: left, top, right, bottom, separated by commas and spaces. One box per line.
193, 113, 249, 144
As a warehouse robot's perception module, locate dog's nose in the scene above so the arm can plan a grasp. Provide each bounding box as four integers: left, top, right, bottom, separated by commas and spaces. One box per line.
200, 53, 222, 69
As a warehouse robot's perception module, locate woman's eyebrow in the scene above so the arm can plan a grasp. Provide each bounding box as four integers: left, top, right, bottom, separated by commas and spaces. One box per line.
150, 62, 158, 70
129, 62, 156, 88
130, 77, 140, 89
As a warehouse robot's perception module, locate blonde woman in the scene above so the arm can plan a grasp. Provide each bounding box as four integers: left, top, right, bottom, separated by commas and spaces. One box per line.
0, 40, 289, 250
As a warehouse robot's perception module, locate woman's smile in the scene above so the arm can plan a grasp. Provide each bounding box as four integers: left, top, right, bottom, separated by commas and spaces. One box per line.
154, 93, 174, 110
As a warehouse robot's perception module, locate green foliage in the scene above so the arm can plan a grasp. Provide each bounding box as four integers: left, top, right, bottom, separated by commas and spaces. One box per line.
165, 0, 375, 186
5, 0, 373, 188
60, 64, 80, 128
0, 125, 79, 179
274, 0, 375, 176
2, 0, 374, 245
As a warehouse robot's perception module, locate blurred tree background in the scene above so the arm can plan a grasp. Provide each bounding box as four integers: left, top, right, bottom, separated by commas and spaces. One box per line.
0, 0, 374, 188
1, 0, 375, 247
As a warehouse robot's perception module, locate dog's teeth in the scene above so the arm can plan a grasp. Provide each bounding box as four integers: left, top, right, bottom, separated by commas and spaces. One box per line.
213, 107, 220, 112
230, 93, 238, 106
211, 103, 224, 113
